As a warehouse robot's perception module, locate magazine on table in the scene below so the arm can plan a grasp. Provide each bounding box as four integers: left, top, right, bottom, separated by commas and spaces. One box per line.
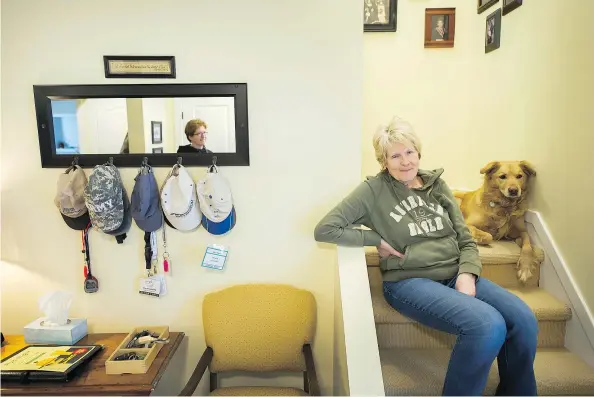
0, 344, 103, 382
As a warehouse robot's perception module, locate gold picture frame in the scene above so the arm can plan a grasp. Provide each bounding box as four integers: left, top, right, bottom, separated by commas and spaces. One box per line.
103, 56, 176, 79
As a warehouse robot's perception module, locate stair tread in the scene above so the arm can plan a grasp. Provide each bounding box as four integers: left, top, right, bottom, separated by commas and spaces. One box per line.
369, 267, 571, 324
365, 240, 544, 267
380, 347, 594, 396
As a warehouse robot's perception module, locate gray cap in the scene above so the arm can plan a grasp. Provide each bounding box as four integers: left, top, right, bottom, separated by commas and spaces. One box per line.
131, 168, 163, 232
84, 164, 124, 233
106, 184, 132, 243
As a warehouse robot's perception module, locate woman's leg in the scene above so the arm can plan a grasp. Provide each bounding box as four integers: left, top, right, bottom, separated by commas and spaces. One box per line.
383, 278, 507, 396
473, 277, 538, 396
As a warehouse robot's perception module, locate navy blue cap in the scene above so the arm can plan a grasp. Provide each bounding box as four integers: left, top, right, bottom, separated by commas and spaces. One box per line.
131, 171, 163, 232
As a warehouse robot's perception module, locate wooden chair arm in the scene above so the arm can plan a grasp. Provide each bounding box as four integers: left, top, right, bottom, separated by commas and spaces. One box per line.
303, 344, 320, 396
179, 347, 214, 396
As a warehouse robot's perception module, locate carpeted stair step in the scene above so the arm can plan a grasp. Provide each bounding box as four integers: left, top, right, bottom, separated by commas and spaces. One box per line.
369, 267, 571, 348
380, 347, 594, 396
365, 241, 544, 288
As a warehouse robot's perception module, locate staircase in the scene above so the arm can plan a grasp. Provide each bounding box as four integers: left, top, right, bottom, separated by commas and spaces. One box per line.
365, 241, 594, 395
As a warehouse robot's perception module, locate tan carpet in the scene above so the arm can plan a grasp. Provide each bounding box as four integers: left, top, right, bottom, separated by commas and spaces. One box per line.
376, 320, 566, 349
380, 347, 594, 396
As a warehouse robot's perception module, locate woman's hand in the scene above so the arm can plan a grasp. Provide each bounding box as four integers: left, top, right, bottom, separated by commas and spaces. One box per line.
455, 273, 477, 297
377, 239, 404, 259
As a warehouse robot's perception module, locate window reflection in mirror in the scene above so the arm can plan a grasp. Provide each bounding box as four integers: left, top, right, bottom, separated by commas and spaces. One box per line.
50, 97, 237, 156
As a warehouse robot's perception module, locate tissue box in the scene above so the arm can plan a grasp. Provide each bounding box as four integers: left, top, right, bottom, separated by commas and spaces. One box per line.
24, 317, 88, 345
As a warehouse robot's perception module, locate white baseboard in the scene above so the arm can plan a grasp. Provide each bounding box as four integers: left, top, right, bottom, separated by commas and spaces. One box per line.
525, 210, 594, 367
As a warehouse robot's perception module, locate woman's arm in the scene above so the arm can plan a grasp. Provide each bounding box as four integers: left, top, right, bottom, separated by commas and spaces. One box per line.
314, 181, 381, 247
438, 181, 482, 278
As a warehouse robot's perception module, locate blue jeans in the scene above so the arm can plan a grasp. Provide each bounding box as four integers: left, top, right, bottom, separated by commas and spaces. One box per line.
383, 275, 538, 396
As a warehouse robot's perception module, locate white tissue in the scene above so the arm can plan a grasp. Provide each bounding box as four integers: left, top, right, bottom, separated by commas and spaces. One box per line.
39, 290, 73, 326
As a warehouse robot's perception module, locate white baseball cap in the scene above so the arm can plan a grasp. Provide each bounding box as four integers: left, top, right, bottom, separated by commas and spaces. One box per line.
196, 166, 236, 235
160, 165, 202, 232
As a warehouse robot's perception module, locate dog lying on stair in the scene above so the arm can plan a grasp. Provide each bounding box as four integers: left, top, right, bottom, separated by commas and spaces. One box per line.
453, 160, 538, 283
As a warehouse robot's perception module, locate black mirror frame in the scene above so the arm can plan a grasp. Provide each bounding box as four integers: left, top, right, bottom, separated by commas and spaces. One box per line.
33, 83, 250, 168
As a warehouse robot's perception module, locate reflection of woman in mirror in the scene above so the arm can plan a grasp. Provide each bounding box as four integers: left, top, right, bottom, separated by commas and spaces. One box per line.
177, 118, 213, 153
431, 17, 448, 41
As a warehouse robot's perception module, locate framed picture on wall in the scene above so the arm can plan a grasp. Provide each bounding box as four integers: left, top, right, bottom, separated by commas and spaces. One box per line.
364, 0, 397, 32
477, 0, 499, 14
502, 0, 522, 15
152, 147, 163, 154
424, 8, 456, 48
485, 8, 502, 53
151, 121, 162, 144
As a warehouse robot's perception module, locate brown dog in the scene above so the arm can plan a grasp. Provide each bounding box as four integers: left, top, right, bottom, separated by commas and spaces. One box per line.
453, 161, 537, 283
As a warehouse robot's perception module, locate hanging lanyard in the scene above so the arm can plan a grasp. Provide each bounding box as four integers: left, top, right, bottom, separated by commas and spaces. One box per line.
162, 223, 170, 274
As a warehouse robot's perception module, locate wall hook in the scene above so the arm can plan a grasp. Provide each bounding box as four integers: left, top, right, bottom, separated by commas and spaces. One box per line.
176, 157, 182, 166
212, 155, 217, 167
142, 157, 148, 167
71, 156, 79, 167
108, 157, 114, 165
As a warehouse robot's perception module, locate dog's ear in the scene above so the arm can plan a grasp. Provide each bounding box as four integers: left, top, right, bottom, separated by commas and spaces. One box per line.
480, 161, 500, 175
520, 161, 536, 177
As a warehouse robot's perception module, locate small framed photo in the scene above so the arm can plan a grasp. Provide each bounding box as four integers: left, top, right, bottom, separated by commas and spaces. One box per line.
477, 0, 499, 14
424, 8, 456, 48
364, 0, 397, 32
103, 55, 176, 79
485, 8, 502, 53
502, 0, 522, 15
152, 147, 163, 154
151, 121, 163, 144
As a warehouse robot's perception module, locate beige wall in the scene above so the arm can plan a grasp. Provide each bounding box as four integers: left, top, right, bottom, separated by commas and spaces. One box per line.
363, 0, 594, 310
0, 0, 362, 394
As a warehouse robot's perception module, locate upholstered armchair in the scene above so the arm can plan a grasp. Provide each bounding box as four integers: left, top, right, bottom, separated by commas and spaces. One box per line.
179, 284, 320, 396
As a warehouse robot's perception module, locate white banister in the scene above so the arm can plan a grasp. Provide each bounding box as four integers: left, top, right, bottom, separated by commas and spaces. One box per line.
336, 246, 385, 396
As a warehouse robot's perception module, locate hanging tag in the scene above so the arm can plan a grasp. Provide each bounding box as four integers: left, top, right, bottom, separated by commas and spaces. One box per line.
201, 244, 229, 271
155, 274, 167, 296
139, 277, 161, 297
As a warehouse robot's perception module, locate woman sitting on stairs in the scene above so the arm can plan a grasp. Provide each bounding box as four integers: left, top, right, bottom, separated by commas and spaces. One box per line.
314, 116, 538, 396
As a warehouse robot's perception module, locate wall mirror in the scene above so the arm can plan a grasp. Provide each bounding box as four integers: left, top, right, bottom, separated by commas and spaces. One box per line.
33, 83, 250, 168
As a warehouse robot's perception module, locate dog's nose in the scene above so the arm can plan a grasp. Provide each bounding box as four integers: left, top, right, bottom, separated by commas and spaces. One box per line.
508, 188, 519, 196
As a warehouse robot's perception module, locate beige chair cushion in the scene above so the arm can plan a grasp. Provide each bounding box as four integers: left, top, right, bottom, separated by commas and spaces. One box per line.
210, 386, 307, 396
203, 284, 316, 372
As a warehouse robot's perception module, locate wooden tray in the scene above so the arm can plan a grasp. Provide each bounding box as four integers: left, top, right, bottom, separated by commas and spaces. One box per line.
105, 326, 169, 375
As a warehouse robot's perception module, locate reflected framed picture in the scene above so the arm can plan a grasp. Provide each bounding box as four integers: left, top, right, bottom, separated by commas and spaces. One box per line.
424, 8, 456, 48
502, 0, 522, 15
152, 147, 163, 154
364, 0, 397, 32
485, 8, 502, 53
478, 0, 499, 14
151, 121, 162, 144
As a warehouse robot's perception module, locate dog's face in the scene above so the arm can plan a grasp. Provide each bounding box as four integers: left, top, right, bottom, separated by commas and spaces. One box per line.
480, 160, 536, 198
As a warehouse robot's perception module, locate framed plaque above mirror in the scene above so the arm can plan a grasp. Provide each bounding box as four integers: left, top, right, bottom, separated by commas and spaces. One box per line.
33, 83, 250, 168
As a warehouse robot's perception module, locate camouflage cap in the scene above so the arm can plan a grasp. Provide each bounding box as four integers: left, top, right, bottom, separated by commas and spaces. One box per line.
84, 164, 124, 233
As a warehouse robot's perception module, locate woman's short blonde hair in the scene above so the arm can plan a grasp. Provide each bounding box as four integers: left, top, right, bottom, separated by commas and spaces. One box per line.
372, 116, 422, 170
185, 119, 208, 142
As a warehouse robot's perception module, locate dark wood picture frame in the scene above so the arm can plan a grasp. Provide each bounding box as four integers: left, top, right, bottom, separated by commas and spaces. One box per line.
103, 55, 176, 79
424, 8, 456, 49
364, 0, 397, 32
502, 0, 522, 15
485, 8, 502, 53
152, 147, 163, 154
33, 83, 250, 168
478, 0, 499, 14
151, 121, 163, 144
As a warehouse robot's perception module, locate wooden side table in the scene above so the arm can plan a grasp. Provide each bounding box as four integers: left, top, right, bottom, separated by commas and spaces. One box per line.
1, 332, 185, 396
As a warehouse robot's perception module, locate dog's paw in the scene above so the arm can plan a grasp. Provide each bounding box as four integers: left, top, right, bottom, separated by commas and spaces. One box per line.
516, 253, 535, 283
474, 231, 493, 245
